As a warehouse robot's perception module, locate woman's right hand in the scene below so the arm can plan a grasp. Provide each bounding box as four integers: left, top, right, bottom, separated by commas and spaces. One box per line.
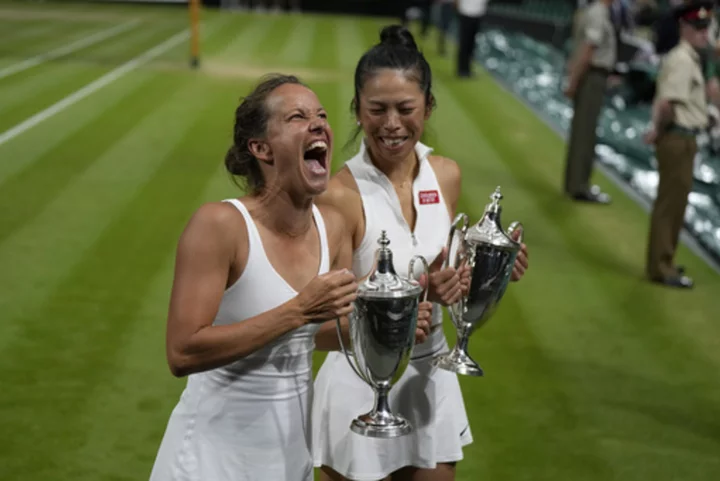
295, 269, 358, 323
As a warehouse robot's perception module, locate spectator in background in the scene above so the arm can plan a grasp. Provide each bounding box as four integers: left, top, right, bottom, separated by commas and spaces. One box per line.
233, 0, 301, 12
456, 0, 489, 78
654, 2, 720, 117
642, 0, 713, 289
437, 0, 457, 56
611, 0, 635, 40
275, 0, 301, 12
563, 0, 617, 204
704, 7, 720, 104
401, 0, 434, 38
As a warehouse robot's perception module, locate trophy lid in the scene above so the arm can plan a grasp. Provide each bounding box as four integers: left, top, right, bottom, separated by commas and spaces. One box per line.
357, 231, 424, 300
465, 186, 521, 251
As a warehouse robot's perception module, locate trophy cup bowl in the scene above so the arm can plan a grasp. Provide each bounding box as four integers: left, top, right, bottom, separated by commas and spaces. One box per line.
433, 186, 524, 377
335, 230, 429, 439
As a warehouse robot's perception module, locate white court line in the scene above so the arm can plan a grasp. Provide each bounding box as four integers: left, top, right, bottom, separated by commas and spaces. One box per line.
0, 20, 140, 80
0, 29, 189, 148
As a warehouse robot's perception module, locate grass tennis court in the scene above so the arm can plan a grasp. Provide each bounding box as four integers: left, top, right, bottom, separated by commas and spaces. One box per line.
1, 2, 719, 480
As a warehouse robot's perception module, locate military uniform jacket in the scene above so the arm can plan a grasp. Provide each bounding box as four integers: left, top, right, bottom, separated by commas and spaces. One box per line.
575, 1, 617, 70
657, 40, 708, 130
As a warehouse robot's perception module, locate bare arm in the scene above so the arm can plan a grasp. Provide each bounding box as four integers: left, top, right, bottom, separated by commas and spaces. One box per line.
166, 203, 356, 376
165, 203, 308, 377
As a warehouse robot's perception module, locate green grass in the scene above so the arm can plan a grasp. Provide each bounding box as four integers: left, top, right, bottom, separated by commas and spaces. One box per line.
0, 2, 719, 481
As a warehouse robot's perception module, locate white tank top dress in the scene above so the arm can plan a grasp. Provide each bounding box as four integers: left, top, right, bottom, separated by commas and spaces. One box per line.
312, 141, 473, 480
149, 199, 329, 481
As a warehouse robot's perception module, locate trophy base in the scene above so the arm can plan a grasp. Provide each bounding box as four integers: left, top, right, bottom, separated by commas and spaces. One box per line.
433, 349, 485, 377
350, 413, 413, 439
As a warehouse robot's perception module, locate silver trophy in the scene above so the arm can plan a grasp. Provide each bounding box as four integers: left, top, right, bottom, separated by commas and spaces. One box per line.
335, 230, 429, 438
433, 186, 524, 377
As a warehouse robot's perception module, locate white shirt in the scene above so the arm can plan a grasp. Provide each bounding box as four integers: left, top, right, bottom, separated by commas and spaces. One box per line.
457, 0, 489, 17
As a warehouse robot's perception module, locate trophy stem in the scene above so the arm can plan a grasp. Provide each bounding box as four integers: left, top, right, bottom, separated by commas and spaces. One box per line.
432, 324, 485, 377
373, 384, 392, 420
457, 325, 471, 353
350, 383, 413, 439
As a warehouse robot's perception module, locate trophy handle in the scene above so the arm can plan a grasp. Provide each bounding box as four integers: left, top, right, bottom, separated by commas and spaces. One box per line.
444, 213, 469, 270
408, 255, 431, 303
507, 221, 524, 244
335, 314, 371, 385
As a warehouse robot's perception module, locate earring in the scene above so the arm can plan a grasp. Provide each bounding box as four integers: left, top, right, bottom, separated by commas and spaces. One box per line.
357, 120, 361, 126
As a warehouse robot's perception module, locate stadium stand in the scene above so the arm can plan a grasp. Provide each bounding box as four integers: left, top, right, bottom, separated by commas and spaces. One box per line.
430, 0, 720, 268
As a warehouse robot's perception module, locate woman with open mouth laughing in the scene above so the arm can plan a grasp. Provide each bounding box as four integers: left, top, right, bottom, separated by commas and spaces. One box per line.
312, 26, 530, 481
147, 74, 438, 481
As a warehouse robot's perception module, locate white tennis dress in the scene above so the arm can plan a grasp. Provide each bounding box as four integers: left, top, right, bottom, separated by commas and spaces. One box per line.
312, 141, 473, 480
149, 198, 329, 481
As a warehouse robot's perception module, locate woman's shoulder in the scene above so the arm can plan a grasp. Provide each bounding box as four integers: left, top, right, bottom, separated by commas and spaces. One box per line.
192, 199, 248, 229
316, 167, 364, 243
316, 167, 362, 212
427, 154, 462, 200
180, 199, 249, 249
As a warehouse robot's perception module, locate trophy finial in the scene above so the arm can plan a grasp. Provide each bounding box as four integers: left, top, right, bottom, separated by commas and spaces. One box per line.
486, 186, 503, 214
359, 229, 424, 299
378, 230, 390, 249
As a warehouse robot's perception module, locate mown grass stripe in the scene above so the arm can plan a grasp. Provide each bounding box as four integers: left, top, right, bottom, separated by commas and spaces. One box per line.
0, 29, 189, 147
0, 20, 140, 80
253, 14, 296, 60
212, 14, 281, 63
68, 137, 248, 481
307, 16, 340, 71
0, 18, 72, 45
0, 73, 189, 248
0, 19, 110, 61
0, 76, 232, 481
0, 68, 148, 181
0, 72, 191, 350
277, 15, 317, 67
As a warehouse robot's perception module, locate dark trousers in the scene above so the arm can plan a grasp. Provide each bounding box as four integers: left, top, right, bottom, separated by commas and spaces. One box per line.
563, 68, 608, 195
646, 132, 696, 280
457, 14, 482, 76
401, 0, 433, 37
437, 2, 455, 55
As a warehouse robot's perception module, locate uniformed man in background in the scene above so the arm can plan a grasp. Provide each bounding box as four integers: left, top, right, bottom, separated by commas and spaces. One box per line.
643, 0, 713, 289
563, 0, 617, 204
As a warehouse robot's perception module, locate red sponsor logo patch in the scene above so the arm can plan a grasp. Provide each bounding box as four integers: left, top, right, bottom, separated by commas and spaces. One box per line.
418, 190, 439, 205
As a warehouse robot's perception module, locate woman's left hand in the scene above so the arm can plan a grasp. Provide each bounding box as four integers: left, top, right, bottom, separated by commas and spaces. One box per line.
414, 301, 433, 344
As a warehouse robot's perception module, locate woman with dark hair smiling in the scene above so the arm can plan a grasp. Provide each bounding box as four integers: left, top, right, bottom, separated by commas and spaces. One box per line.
312, 26, 529, 481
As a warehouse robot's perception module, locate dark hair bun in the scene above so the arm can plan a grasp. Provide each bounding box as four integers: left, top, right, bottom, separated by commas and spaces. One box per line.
379, 25, 418, 51
224, 145, 247, 176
